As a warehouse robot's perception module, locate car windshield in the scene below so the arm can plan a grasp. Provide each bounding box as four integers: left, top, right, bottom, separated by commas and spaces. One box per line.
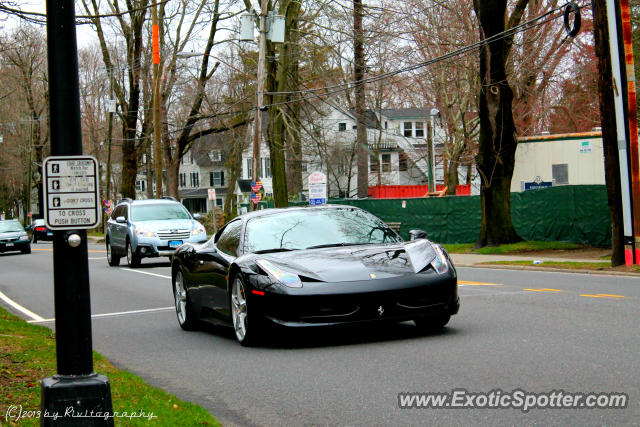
131, 204, 191, 221
0, 220, 25, 233
244, 208, 401, 253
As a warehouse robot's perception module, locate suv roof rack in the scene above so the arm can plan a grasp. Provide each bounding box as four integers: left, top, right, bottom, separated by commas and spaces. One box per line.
161, 196, 177, 201
116, 197, 133, 205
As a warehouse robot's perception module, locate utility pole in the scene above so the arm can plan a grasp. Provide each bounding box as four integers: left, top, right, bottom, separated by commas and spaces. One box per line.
42, 0, 113, 424
426, 119, 434, 193
152, 1, 163, 198
251, 0, 268, 211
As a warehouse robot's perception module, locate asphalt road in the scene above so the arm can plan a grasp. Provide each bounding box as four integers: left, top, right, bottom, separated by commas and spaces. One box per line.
1, 242, 638, 426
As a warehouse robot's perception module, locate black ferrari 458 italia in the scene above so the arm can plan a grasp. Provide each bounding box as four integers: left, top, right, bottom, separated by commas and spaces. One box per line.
171, 205, 459, 346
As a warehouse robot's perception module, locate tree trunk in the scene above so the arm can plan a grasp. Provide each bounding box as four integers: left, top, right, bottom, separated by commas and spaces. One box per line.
167, 156, 180, 199
473, 0, 523, 247
445, 155, 459, 195
592, 0, 625, 266
354, 0, 368, 199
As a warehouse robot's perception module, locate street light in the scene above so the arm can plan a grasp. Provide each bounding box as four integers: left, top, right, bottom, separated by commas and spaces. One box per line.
427, 108, 440, 193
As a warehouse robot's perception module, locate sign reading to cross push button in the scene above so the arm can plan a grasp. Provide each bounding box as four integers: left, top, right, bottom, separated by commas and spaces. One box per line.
43, 156, 101, 230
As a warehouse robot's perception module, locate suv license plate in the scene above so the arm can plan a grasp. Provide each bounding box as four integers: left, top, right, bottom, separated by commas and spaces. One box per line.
6, 243, 13, 247
47, 232, 53, 236
169, 240, 182, 248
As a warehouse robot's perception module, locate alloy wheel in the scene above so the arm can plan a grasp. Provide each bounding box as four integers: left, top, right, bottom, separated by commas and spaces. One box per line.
231, 278, 248, 341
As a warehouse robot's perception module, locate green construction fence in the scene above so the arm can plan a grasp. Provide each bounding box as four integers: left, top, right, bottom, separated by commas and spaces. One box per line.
242, 185, 612, 247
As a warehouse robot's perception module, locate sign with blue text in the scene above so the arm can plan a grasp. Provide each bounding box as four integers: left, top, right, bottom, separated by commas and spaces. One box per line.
308, 171, 327, 205
43, 156, 101, 230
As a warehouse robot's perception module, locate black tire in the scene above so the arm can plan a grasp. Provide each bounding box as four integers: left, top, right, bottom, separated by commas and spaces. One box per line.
33, 236, 37, 244
414, 313, 451, 334
231, 275, 265, 347
21, 245, 31, 254
126, 239, 141, 267
173, 267, 198, 331
106, 240, 120, 266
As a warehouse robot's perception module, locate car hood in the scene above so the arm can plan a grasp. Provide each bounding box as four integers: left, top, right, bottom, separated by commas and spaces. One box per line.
258, 240, 437, 282
135, 219, 196, 231
0, 231, 26, 240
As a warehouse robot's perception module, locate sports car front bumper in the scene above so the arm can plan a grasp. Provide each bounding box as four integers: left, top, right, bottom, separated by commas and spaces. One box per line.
254, 269, 458, 327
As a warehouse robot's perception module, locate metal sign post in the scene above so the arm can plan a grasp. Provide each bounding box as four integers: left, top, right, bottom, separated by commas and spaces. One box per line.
41, 0, 113, 424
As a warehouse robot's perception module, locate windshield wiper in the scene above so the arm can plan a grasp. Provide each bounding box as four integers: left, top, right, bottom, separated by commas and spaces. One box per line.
305, 242, 369, 250
253, 247, 299, 254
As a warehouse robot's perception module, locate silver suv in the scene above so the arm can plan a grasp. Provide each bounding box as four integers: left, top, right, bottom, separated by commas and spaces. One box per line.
106, 198, 207, 267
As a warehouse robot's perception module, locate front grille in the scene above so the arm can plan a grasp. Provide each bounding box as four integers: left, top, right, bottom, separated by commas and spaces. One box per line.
0, 239, 17, 244
157, 230, 191, 240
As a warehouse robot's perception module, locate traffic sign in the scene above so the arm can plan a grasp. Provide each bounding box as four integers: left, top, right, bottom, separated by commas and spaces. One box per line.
308, 171, 327, 205
208, 188, 216, 201
43, 156, 101, 230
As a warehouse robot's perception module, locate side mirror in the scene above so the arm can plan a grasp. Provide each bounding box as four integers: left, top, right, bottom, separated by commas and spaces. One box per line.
409, 229, 428, 241
193, 213, 202, 219
116, 216, 126, 224
24, 225, 32, 231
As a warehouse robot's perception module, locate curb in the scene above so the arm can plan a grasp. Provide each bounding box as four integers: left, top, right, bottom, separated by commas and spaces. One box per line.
457, 263, 640, 277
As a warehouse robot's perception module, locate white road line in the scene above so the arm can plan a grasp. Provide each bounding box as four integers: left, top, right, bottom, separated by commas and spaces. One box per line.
0, 290, 45, 322
28, 306, 174, 324
89, 257, 106, 260
122, 268, 171, 279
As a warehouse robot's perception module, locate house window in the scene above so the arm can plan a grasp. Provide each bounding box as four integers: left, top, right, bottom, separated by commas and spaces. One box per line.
179, 173, 186, 188
382, 153, 391, 172
210, 171, 225, 187
399, 151, 408, 171
352, 125, 357, 129
301, 162, 308, 172
552, 164, 569, 185
135, 180, 145, 192
415, 122, 424, 138
190, 172, 199, 187
403, 122, 413, 137
208, 150, 222, 162
216, 198, 223, 207
338, 122, 347, 132
384, 121, 388, 129
370, 155, 379, 172
246, 158, 252, 179
261, 157, 271, 178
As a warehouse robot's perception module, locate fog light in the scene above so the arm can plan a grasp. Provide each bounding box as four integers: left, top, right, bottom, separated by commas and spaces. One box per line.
140, 247, 147, 254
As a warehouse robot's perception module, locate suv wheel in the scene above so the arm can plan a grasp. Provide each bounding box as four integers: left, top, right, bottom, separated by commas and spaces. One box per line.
126, 239, 141, 267
107, 240, 120, 266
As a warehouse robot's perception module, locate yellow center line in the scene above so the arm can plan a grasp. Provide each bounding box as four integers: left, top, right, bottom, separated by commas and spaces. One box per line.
32, 248, 106, 253
580, 294, 626, 299
524, 288, 564, 293
458, 280, 502, 286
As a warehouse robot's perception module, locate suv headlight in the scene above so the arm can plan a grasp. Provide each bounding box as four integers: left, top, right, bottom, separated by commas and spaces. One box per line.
135, 226, 155, 238
256, 259, 302, 288
192, 224, 206, 236
19, 235, 30, 241
431, 245, 449, 274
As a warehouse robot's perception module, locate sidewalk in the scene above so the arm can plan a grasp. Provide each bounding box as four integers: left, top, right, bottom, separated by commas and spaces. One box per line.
450, 253, 606, 266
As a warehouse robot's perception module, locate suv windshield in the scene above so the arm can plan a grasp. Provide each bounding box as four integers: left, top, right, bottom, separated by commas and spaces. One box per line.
244, 208, 400, 253
131, 204, 191, 221
0, 220, 25, 233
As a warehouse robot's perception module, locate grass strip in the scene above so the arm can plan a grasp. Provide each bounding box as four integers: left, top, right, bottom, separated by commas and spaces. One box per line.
0, 307, 219, 426
478, 260, 640, 272
443, 241, 586, 254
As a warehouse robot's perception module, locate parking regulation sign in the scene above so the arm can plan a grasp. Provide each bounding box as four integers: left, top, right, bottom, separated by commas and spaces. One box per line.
43, 156, 101, 230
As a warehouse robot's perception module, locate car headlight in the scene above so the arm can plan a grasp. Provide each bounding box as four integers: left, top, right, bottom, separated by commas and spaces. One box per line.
256, 259, 302, 288
135, 226, 155, 238
19, 235, 30, 241
430, 245, 449, 274
192, 225, 206, 236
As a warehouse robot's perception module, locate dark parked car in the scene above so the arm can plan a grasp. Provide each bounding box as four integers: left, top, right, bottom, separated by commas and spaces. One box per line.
0, 219, 32, 254
171, 205, 459, 346
31, 219, 53, 243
